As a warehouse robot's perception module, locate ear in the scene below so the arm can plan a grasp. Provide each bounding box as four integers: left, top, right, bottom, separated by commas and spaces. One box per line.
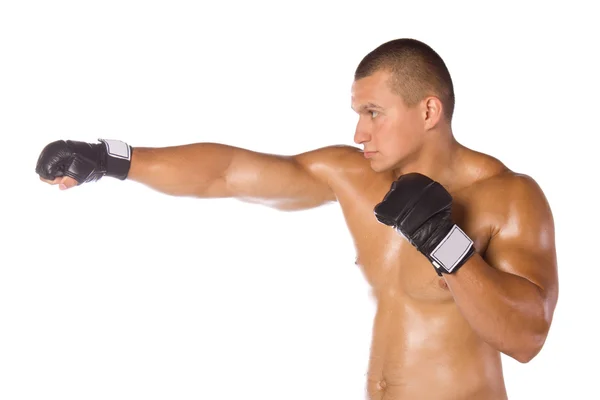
422, 96, 444, 130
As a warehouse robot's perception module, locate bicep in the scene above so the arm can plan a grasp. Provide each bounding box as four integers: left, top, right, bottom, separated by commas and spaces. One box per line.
213, 146, 346, 211
484, 175, 558, 301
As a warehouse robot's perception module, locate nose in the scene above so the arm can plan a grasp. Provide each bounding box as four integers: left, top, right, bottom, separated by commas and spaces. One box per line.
354, 117, 371, 145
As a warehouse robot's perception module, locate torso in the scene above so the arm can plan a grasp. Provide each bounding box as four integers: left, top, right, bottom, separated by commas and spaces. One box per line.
325, 147, 512, 400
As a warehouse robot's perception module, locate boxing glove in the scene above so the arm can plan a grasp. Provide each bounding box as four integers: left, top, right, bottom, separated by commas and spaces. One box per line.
374, 173, 475, 276
36, 139, 132, 184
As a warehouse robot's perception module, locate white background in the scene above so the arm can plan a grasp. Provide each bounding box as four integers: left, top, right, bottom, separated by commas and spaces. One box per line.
1, 1, 597, 399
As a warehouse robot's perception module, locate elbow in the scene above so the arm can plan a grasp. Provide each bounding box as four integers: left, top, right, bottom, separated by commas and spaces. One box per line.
511, 344, 542, 364
510, 321, 550, 364
510, 288, 557, 363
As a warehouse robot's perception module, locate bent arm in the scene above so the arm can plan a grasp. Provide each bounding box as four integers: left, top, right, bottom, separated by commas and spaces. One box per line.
444, 175, 559, 363
128, 143, 345, 211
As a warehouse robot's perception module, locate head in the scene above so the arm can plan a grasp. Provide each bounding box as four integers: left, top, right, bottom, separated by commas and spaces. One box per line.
351, 38, 455, 172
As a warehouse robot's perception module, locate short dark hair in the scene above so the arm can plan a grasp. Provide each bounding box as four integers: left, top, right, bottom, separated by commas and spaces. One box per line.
355, 38, 455, 122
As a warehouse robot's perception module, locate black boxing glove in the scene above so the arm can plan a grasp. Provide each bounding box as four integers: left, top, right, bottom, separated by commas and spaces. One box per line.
36, 139, 132, 184
373, 173, 475, 276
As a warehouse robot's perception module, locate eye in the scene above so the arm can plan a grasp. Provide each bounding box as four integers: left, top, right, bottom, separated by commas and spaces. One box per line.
369, 110, 379, 118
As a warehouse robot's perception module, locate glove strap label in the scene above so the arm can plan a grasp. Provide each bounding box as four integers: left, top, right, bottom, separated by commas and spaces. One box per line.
99, 139, 131, 160
430, 224, 473, 273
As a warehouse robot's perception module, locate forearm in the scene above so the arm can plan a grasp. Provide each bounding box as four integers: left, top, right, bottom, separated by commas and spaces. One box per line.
127, 143, 236, 197
444, 254, 550, 363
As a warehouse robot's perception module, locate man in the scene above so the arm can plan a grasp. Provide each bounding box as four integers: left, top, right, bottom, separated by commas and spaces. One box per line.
35, 38, 558, 399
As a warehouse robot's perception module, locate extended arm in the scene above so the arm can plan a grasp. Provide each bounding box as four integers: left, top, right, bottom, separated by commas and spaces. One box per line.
127, 143, 338, 210
36, 139, 354, 211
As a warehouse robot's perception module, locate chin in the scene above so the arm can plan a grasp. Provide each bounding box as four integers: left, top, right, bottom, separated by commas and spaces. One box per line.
368, 158, 395, 173
370, 164, 385, 173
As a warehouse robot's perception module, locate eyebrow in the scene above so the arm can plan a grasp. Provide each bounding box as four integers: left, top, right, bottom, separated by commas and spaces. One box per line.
351, 102, 382, 112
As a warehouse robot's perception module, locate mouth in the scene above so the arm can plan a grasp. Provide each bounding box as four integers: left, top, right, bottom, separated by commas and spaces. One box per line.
363, 151, 376, 159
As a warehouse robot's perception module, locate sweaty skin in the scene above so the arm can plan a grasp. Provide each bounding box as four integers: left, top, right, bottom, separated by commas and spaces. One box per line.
41, 71, 558, 399
323, 148, 543, 399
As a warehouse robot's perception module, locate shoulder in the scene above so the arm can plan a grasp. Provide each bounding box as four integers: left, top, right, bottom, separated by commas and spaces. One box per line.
294, 144, 363, 164
293, 144, 389, 194
503, 172, 547, 198
462, 149, 550, 211
480, 170, 555, 245
481, 170, 550, 209
456, 148, 555, 241
293, 144, 372, 175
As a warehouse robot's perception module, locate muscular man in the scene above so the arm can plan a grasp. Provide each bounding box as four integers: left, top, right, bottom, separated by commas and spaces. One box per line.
35, 38, 558, 399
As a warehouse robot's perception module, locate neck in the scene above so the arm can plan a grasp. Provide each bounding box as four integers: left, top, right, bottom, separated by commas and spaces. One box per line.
392, 130, 465, 189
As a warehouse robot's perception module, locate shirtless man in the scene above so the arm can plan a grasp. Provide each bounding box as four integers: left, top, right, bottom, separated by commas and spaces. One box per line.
35, 38, 558, 399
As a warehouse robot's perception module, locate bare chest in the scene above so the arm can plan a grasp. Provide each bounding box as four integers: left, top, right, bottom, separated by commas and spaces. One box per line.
337, 183, 495, 301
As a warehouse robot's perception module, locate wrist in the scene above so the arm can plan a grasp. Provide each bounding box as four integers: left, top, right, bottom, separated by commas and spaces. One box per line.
426, 224, 475, 276
98, 139, 132, 180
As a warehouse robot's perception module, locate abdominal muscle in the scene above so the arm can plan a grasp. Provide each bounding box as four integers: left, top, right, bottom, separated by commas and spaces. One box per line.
365, 292, 508, 400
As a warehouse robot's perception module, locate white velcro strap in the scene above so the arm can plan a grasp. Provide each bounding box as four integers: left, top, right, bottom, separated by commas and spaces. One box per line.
430, 224, 473, 273
99, 139, 131, 160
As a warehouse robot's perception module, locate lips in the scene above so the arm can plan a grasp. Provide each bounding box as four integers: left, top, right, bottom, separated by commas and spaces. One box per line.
363, 151, 376, 158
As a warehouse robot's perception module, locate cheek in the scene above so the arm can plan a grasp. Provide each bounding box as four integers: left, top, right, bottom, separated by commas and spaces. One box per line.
376, 117, 397, 139
379, 118, 406, 144
379, 117, 422, 154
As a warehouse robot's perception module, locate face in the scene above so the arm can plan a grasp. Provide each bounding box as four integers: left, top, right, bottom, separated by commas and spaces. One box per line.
351, 70, 426, 172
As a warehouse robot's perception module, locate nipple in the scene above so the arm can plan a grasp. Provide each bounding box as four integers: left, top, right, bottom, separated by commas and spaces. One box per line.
438, 278, 449, 290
